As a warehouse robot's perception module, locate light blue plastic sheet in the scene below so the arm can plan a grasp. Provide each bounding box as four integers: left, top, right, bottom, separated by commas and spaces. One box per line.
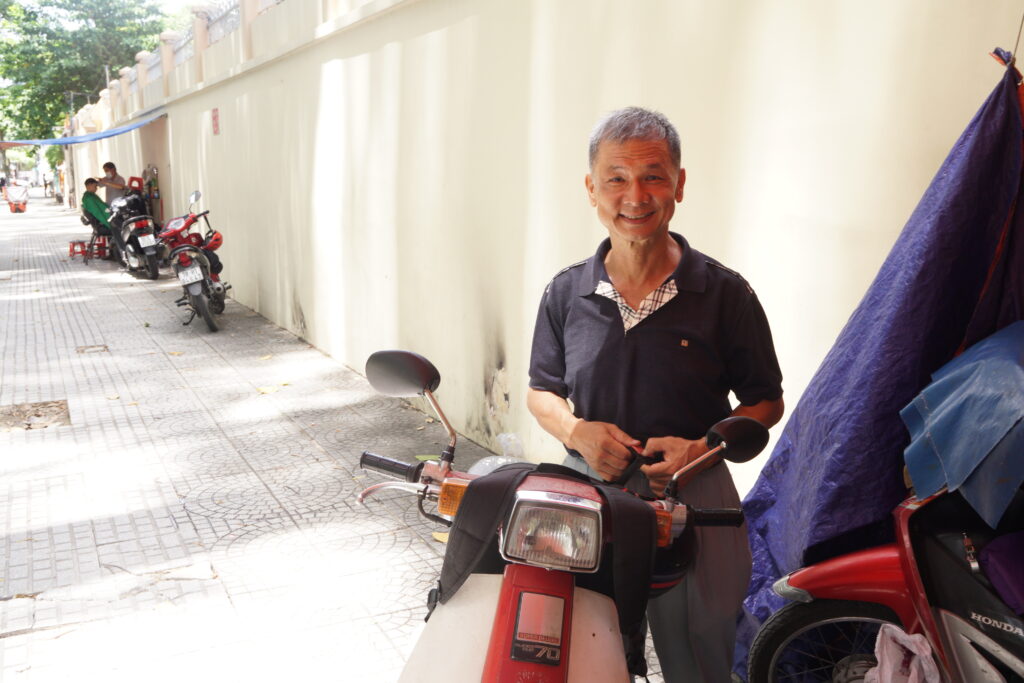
902, 321, 1024, 527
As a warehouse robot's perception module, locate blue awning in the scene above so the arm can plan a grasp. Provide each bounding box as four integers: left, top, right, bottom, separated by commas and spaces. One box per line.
0, 110, 166, 148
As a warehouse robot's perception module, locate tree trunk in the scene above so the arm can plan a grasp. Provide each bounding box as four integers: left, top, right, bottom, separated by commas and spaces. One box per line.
0, 125, 11, 180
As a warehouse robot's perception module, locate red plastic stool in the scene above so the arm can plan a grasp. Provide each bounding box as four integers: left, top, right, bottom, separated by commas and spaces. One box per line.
69, 240, 88, 258
90, 236, 108, 259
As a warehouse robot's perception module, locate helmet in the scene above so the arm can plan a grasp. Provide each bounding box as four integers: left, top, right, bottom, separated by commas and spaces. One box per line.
205, 231, 224, 251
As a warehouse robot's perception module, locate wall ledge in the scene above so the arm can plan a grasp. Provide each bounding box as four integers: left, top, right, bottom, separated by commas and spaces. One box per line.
108, 0, 421, 127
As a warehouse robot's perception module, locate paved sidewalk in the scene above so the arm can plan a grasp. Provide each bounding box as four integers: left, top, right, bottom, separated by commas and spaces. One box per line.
0, 191, 497, 682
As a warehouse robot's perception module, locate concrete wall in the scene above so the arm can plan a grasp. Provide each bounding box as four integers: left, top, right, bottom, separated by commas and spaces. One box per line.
67, 0, 1023, 493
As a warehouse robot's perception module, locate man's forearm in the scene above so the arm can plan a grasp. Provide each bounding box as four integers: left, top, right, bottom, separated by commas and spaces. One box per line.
526, 388, 581, 447
732, 397, 785, 429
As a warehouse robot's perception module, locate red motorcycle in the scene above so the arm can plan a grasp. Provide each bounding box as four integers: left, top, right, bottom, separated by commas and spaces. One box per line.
747, 488, 1024, 682
158, 190, 229, 332
358, 350, 770, 682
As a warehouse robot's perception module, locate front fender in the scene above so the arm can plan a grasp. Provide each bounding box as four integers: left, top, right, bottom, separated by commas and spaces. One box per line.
185, 282, 204, 296
778, 543, 918, 631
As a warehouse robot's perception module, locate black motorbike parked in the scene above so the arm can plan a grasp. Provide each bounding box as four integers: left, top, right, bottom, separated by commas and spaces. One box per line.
108, 191, 163, 280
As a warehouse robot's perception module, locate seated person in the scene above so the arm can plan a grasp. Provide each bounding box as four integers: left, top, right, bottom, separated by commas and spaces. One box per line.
81, 178, 112, 235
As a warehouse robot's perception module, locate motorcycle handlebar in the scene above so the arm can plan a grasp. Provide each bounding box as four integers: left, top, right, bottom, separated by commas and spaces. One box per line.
360, 451, 424, 483
688, 507, 745, 527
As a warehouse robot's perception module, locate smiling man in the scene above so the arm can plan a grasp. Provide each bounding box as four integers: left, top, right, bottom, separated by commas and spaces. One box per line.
527, 107, 784, 682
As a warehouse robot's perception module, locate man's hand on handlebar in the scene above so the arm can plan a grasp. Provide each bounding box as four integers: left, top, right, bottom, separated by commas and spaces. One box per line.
567, 420, 640, 482
641, 436, 708, 496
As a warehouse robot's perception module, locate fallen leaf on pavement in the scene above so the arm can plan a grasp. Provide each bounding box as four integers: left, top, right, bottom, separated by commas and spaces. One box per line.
260, 354, 272, 360
415, 455, 441, 462
107, 394, 119, 400
432, 532, 449, 544
257, 386, 278, 394
168, 351, 184, 356
425, 417, 435, 423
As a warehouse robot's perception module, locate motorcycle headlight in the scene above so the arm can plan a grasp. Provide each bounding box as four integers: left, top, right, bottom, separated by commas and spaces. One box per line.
164, 217, 185, 232
500, 491, 602, 572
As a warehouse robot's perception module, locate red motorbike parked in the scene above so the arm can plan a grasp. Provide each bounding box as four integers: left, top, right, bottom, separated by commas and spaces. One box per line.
747, 488, 1024, 682
158, 190, 229, 332
358, 350, 770, 682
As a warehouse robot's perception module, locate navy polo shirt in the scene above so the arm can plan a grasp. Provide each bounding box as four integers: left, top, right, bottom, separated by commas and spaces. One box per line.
529, 232, 783, 451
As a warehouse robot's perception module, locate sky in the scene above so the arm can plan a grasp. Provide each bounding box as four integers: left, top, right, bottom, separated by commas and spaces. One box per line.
160, 0, 196, 30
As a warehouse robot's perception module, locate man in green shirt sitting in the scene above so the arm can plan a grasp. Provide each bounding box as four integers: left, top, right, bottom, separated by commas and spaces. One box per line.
81, 178, 112, 233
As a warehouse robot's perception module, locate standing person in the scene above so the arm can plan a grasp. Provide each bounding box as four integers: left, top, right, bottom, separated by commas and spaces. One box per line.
527, 107, 785, 682
96, 162, 126, 203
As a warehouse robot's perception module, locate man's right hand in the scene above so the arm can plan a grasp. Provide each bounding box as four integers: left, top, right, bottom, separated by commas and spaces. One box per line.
567, 420, 640, 482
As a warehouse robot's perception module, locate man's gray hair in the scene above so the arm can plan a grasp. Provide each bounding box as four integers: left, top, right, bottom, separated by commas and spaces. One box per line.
588, 107, 681, 169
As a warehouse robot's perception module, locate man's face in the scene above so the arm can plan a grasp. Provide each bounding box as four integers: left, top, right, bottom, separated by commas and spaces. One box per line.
585, 138, 685, 243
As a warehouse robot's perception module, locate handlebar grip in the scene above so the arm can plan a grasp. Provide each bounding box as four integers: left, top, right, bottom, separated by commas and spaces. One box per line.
613, 448, 664, 486
360, 451, 424, 483
688, 507, 745, 527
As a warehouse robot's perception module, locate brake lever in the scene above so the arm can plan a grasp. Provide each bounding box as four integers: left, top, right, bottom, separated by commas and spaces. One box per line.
613, 446, 664, 487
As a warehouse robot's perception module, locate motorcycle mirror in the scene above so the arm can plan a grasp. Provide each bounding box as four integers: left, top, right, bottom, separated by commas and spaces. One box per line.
365, 350, 441, 397
188, 190, 201, 205
705, 416, 769, 464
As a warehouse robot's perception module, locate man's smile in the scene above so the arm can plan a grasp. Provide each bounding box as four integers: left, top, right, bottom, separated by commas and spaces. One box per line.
620, 211, 655, 222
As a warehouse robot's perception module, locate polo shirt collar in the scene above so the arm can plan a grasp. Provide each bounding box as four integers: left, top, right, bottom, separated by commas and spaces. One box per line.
576, 231, 708, 296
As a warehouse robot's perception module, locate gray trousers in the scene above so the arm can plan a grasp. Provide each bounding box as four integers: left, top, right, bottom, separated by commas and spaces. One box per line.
561, 456, 752, 683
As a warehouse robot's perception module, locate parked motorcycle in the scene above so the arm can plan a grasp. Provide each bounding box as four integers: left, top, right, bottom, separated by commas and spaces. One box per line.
747, 487, 1024, 682
357, 350, 770, 682
158, 190, 229, 332
108, 190, 162, 279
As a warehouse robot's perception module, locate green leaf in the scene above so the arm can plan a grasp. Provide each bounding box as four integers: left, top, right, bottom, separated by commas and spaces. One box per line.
0, 0, 168, 143
414, 455, 441, 462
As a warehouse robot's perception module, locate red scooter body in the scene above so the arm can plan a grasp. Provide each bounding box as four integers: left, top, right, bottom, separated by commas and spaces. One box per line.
159, 190, 228, 332
752, 491, 1024, 681
358, 350, 771, 683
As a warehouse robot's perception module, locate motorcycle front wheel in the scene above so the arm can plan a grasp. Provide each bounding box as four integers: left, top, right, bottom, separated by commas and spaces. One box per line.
747, 599, 900, 683
190, 292, 219, 332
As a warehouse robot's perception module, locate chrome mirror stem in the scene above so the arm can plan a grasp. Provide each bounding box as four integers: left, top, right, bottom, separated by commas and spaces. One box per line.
424, 389, 456, 474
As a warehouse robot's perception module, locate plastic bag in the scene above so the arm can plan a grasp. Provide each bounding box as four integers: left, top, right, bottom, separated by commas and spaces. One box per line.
864, 623, 941, 683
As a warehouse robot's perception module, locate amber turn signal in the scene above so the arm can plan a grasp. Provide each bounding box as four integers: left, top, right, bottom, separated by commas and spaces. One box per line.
437, 479, 469, 517
655, 509, 673, 547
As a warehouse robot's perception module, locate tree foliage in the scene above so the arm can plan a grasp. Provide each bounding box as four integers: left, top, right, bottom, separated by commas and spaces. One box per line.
44, 143, 62, 168
0, 0, 166, 142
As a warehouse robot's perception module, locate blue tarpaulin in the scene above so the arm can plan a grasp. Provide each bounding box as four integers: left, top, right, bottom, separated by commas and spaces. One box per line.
735, 49, 1024, 676
902, 321, 1024, 528
0, 111, 165, 149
